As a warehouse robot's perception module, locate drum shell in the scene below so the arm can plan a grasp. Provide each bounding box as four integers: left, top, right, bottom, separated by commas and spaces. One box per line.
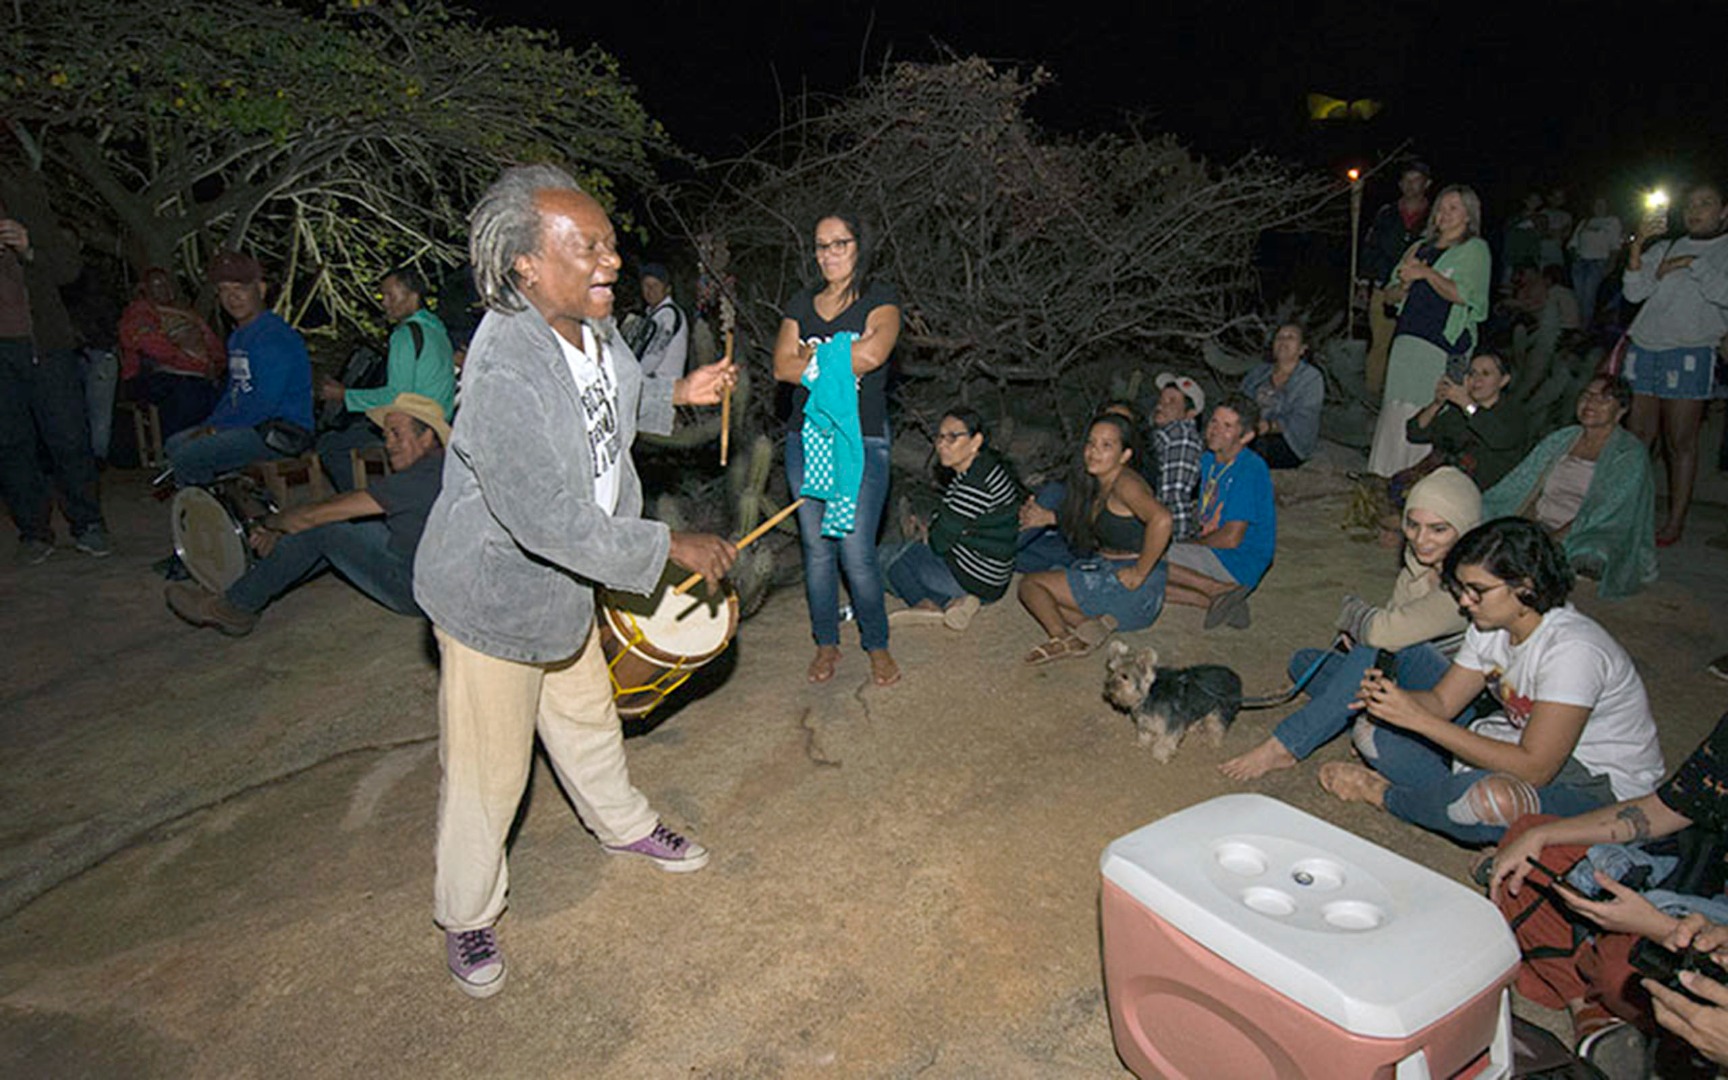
598, 582, 739, 719
170, 478, 275, 593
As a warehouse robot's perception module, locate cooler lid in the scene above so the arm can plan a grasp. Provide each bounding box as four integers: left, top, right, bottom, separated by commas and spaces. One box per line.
1100, 793, 1518, 1038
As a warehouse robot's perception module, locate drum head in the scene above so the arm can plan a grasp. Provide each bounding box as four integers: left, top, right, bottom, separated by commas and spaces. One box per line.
603, 566, 738, 665
171, 486, 251, 593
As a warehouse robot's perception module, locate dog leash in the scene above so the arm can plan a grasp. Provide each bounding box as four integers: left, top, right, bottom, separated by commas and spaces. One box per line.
1239, 648, 1336, 710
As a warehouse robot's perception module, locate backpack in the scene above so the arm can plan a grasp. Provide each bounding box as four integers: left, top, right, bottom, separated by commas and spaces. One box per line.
625, 300, 684, 361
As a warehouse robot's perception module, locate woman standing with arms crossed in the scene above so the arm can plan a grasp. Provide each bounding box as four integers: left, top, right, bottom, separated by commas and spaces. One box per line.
1367, 185, 1492, 478
773, 213, 901, 687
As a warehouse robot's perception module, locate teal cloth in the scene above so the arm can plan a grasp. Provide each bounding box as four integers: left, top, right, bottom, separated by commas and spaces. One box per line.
799, 332, 864, 537
1483, 424, 1657, 600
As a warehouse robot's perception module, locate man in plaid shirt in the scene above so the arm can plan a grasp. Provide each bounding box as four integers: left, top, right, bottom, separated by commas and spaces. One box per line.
1151, 373, 1204, 540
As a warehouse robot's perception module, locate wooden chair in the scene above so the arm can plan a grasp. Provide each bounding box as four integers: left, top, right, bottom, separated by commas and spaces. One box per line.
249, 452, 329, 508
117, 401, 164, 469
350, 444, 391, 491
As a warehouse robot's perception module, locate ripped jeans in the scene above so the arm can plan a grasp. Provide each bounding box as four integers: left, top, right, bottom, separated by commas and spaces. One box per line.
1353, 716, 1616, 846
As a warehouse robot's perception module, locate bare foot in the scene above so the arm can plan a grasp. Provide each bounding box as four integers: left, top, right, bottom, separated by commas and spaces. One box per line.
867, 649, 901, 687
807, 646, 841, 684
1317, 761, 1390, 808
1218, 737, 1298, 781
1656, 524, 1683, 548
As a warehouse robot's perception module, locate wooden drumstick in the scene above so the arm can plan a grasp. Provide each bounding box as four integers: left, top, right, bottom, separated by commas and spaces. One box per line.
719, 330, 734, 467
672, 497, 805, 595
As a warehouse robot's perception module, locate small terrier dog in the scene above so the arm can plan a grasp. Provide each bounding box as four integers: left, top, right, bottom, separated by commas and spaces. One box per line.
1103, 640, 1243, 763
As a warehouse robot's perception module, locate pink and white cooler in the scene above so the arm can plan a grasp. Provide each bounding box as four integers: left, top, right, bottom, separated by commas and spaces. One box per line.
1101, 794, 1520, 1079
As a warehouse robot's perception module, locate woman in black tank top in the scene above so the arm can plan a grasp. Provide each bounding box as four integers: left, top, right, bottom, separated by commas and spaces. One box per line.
1019, 413, 1173, 663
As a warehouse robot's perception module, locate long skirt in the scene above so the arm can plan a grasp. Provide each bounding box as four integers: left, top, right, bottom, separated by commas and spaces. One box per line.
1367, 335, 1449, 477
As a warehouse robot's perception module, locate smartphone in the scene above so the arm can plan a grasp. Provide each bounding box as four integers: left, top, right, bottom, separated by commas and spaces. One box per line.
1631, 939, 1728, 1004
1523, 856, 1590, 899
1373, 649, 1399, 680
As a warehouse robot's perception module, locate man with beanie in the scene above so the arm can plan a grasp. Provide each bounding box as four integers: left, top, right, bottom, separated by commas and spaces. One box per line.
164, 250, 312, 486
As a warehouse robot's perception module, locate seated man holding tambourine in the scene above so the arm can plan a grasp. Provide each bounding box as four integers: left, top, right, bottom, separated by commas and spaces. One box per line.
1488, 710, 1728, 1075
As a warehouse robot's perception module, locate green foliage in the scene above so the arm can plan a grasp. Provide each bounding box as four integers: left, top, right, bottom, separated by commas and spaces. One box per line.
2, 0, 675, 335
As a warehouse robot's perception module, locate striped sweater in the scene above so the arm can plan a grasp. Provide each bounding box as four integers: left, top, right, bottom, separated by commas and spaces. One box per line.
927, 448, 1021, 601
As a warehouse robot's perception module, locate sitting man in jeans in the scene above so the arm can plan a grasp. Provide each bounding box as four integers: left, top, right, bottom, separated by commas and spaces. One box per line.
164, 250, 313, 486
164, 393, 446, 636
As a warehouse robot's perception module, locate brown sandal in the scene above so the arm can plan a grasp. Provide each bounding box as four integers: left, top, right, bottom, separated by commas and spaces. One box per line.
1024, 634, 1087, 665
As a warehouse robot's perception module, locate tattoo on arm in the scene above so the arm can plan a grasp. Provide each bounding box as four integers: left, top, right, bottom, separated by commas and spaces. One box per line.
1615, 804, 1652, 841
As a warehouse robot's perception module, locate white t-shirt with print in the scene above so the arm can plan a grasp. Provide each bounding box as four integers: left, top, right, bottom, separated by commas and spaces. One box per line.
555, 324, 622, 516
1453, 604, 1664, 799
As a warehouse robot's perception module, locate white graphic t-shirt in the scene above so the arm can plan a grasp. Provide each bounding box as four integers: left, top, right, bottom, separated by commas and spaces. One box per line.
556, 324, 621, 515
1453, 604, 1665, 799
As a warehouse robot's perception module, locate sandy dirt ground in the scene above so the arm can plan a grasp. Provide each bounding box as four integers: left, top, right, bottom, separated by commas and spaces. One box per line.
2, 435, 1725, 1078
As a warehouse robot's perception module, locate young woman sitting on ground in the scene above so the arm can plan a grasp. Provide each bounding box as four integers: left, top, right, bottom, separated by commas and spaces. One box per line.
1219, 466, 1482, 781
1317, 516, 1665, 845
1018, 413, 1172, 664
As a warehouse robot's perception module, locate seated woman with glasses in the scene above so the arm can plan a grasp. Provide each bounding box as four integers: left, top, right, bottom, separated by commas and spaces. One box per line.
1316, 516, 1665, 846
879, 407, 1022, 632
1482, 374, 1657, 600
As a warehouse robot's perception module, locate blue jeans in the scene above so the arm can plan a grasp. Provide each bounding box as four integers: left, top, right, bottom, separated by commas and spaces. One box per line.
226, 519, 418, 616
0, 341, 104, 540
1571, 258, 1607, 327
1273, 643, 1455, 759
82, 348, 118, 459
1015, 480, 1075, 572
786, 432, 891, 651
879, 540, 967, 608
166, 425, 279, 486
1362, 718, 1614, 846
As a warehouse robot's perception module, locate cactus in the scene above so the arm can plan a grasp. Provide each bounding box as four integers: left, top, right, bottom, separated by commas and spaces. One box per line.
637, 366, 753, 450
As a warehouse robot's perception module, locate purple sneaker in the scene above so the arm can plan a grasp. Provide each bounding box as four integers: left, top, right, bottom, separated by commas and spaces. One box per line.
446, 927, 506, 998
603, 821, 710, 873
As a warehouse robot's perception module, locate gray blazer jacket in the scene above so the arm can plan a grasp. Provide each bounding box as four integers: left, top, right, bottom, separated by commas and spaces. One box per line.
414, 303, 674, 663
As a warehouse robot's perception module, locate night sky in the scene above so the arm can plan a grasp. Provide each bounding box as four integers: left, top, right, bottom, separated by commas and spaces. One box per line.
487, 0, 1724, 222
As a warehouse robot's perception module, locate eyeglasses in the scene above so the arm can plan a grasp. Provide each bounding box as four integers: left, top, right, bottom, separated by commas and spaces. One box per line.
814, 238, 856, 255
934, 431, 972, 443
1578, 390, 1618, 403
1444, 579, 1512, 603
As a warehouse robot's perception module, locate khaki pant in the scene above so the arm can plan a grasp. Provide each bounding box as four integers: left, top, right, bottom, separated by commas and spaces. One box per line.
1365, 286, 1398, 400
433, 625, 657, 931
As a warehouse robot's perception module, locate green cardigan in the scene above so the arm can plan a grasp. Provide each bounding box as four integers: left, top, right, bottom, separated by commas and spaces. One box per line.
1482, 425, 1657, 600
1388, 235, 1492, 351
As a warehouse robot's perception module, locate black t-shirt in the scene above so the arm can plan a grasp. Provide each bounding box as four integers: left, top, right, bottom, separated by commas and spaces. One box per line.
368, 450, 445, 562
784, 280, 897, 437
1658, 713, 1728, 836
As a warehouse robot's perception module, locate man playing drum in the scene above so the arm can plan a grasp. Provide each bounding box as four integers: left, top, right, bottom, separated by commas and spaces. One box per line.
164, 392, 449, 635
413, 165, 737, 999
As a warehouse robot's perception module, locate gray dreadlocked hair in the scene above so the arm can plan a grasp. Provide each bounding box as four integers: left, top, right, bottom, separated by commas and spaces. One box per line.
468, 164, 584, 315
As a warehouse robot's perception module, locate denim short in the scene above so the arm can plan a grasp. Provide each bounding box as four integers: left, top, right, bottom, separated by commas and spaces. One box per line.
1624, 343, 1716, 400
1065, 557, 1168, 632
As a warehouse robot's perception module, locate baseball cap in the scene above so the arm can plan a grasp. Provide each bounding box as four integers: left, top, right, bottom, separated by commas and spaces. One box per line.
1155, 372, 1205, 415
208, 250, 264, 285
